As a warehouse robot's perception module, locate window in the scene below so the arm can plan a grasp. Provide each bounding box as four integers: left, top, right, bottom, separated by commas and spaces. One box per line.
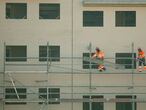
83, 11, 103, 27
6, 3, 27, 19
83, 53, 98, 69
39, 45, 60, 61
5, 88, 27, 104
6, 46, 27, 61
39, 3, 60, 19
39, 88, 60, 104
115, 53, 136, 69
83, 95, 104, 110
116, 95, 136, 110
116, 11, 136, 27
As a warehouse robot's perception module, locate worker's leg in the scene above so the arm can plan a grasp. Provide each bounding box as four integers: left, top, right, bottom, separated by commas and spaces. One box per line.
97, 59, 106, 72
138, 59, 142, 72
102, 66, 106, 71
98, 65, 106, 72
97, 65, 103, 72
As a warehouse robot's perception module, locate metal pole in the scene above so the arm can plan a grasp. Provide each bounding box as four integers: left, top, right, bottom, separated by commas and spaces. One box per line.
47, 42, 49, 110
89, 96, 92, 110
47, 42, 49, 73
89, 42, 92, 89
3, 42, 6, 110
89, 42, 92, 110
131, 42, 135, 110
131, 42, 134, 81
7, 73, 20, 99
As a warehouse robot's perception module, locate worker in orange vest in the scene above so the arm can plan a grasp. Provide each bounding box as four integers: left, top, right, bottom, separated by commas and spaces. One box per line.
137, 48, 146, 72
92, 47, 106, 72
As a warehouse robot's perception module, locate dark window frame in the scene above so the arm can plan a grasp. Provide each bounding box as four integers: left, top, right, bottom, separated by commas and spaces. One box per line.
83, 52, 98, 69
83, 11, 103, 27
39, 3, 60, 19
116, 95, 137, 110
115, 11, 136, 27
39, 88, 60, 104
115, 53, 136, 69
6, 3, 27, 19
83, 95, 104, 110
6, 45, 27, 62
5, 88, 27, 104
39, 45, 60, 62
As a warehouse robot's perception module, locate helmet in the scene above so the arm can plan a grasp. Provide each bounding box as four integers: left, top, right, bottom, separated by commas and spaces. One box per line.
96, 47, 100, 52
138, 48, 142, 52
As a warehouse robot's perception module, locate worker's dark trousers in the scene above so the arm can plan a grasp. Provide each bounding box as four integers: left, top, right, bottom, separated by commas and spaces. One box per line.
139, 58, 146, 66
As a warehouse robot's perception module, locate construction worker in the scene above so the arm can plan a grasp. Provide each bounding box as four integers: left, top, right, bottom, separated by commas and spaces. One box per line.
137, 48, 146, 72
92, 47, 106, 72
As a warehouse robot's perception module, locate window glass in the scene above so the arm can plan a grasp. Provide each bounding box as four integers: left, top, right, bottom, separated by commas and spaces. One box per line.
39, 46, 60, 61
5, 88, 27, 104
83, 53, 97, 69
39, 88, 60, 104
116, 11, 136, 27
116, 95, 136, 110
6, 46, 27, 61
83, 11, 103, 27
6, 3, 27, 19
83, 95, 104, 110
115, 53, 136, 69
39, 4, 60, 19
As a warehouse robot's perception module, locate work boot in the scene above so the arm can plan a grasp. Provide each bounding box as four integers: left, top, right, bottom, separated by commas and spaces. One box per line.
102, 67, 106, 71
99, 69, 103, 72
138, 66, 142, 72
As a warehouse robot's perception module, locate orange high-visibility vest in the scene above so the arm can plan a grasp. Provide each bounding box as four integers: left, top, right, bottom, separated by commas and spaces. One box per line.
138, 51, 145, 58
95, 51, 104, 59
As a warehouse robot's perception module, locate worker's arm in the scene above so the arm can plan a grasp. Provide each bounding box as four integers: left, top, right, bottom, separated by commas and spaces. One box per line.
92, 53, 96, 59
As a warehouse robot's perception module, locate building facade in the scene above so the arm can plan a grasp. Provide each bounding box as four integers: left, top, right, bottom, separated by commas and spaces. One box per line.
0, 0, 146, 110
